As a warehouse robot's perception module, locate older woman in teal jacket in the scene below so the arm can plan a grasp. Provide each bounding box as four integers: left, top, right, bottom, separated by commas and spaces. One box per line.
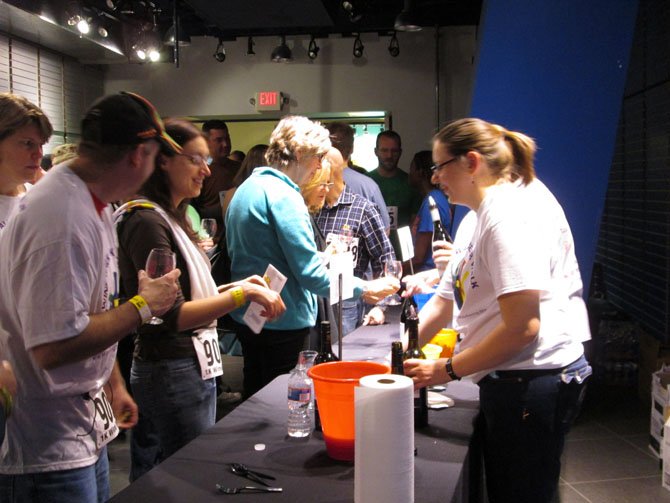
226, 116, 399, 397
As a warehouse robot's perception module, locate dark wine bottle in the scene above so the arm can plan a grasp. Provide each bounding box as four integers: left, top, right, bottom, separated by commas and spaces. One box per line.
391, 341, 404, 375
314, 321, 339, 365
402, 316, 428, 428
314, 321, 339, 431
400, 295, 418, 325
428, 195, 452, 244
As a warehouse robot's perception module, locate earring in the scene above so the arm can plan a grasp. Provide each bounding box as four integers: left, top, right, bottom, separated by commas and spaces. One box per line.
471, 176, 475, 184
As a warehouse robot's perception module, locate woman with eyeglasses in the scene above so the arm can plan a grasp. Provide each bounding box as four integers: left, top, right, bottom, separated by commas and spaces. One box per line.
115, 118, 285, 481
403, 118, 591, 502
0, 93, 52, 230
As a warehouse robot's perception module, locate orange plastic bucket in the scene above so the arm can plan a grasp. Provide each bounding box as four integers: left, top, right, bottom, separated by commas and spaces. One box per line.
308, 361, 390, 461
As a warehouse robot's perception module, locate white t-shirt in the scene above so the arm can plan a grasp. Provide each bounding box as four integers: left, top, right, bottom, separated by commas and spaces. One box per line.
438, 180, 589, 382
0, 164, 119, 474
0, 194, 21, 232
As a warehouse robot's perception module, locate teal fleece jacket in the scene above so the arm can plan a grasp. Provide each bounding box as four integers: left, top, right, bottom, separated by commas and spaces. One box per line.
225, 167, 364, 330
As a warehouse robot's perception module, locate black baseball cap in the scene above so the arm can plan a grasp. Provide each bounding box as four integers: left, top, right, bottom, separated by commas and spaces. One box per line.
81, 92, 181, 154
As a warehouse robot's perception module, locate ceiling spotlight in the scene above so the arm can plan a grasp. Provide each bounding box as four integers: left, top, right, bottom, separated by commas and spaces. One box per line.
164, 22, 191, 47
97, 26, 109, 38
388, 32, 400, 57
213, 39, 226, 62
352, 34, 364, 58
308, 36, 320, 60
76, 17, 90, 34
394, 0, 423, 32
271, 36, 292, 63
342, 1, 363, 23
247, 36, 255, 56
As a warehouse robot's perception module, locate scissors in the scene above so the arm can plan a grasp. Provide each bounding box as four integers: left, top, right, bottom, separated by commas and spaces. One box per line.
229, 463, 276, 487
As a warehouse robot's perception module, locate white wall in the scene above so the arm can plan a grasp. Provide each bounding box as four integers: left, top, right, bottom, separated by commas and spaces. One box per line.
104, 27, 478, 169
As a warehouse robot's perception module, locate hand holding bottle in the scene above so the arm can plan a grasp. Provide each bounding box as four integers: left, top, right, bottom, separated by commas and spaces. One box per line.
403, 358, 447, 389
432, 240, 454, 278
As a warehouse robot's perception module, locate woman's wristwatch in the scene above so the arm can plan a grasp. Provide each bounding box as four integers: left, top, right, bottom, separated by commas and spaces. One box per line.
445, 358, 460, 381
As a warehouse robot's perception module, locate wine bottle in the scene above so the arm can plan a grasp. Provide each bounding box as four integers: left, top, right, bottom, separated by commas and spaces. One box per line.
400, 295, 418, 325
391, 341, 404, 375
402, 316, 428, 428
314, 321, 339, 431
428, 195, 452, 244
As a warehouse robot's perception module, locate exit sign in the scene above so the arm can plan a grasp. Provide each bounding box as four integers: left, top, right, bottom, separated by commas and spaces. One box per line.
255, 91, 282, 111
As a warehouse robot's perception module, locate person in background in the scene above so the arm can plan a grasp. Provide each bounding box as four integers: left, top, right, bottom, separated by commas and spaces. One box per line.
409, 150, 454, 272
115, 119, 284, 481
0, 92, 52, 230
229, 149, 245, 163
404, 118, 591, 503
299, 162, 339, 348
192, 119, 240, 230
315, 148, 395, 335
367, 130, 421, 237
0, 91, 181, 502
226, 116, 399, 397
220, 144, 268, 220
0, 360, 16, 445
325, 122, 390, 233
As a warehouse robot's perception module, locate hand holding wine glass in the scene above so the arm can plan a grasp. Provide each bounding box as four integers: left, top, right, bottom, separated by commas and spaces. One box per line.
144, 248, 177, 325
381, 260, 403, 306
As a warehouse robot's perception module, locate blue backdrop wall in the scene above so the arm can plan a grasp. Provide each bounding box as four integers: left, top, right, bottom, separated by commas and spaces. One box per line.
469, 0, 639, 292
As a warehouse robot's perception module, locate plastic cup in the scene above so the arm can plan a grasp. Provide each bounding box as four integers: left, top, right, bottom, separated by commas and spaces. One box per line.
429, 328, 458, 358
421, 343, 442, 360
308, 361, 390, 461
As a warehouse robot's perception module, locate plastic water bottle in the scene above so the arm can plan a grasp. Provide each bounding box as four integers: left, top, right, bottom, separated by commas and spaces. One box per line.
287, 350, 316, 438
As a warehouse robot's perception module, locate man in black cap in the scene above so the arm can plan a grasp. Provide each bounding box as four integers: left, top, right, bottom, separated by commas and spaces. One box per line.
0, 92, 181, 502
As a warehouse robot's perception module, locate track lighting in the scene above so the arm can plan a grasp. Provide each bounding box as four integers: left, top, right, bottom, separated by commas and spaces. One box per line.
247, 37, 255, 56
352, 34, 364, 58
213, 39, 226, 62
308, 36, 319, 60
394, 0, 423, 32
388, 32, 400, 57
271, 36, 292, 63
342, 1, 363, 23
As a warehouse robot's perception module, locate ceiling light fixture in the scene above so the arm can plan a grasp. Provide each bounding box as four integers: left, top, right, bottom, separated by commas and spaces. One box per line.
247, 36, 255, 56
271, 36, 292, 63
394, 0, 423, 32
352, 33, 364, 58
388, 32, 400, 57
342, 1, 363, 23
164, 23, 191, 46
213, 38, 226, 62
308, 35, 320, 60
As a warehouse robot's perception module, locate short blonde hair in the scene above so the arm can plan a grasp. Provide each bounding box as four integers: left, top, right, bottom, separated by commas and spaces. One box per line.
301, 163, 331, 214
266, 116, 331, 171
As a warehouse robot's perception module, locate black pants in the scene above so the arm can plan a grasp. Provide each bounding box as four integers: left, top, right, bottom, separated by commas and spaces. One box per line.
477, 356, 590, 503
232, 321, 309, 399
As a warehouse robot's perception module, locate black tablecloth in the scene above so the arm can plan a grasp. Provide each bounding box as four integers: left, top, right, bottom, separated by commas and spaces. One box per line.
110, 311, 481, 502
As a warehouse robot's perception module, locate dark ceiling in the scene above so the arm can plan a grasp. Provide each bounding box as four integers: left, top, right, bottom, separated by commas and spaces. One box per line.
0, 1, 481, 64
86, 0, 482, 39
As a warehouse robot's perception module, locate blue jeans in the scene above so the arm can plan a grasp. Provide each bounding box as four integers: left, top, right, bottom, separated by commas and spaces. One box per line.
477, 355, 591, 503
130, 358, 216, 481
0, 447, 109, 503
341, 299, 364, 336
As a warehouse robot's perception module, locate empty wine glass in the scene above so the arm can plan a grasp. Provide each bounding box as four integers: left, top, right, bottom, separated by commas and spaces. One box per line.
201, 218, 217, 239
144, 248, 176, 325
381, 260, 403, 306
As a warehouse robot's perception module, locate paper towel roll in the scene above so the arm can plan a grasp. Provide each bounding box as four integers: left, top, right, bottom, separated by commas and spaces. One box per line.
354, 373, 414, 503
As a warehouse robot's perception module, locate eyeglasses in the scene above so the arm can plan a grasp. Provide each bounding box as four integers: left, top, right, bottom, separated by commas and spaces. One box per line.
178, 153, 208, 167
430, 157, 458, 173
319, 182, 334, 190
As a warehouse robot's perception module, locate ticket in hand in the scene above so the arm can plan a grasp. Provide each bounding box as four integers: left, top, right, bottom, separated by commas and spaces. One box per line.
243, 264, 287, 334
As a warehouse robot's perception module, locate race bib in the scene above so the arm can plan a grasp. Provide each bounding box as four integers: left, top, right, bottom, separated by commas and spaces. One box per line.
193, 328, 224, 380
387, 206, 398, 230
326, 232, 359, 269
89, 389, 119, 450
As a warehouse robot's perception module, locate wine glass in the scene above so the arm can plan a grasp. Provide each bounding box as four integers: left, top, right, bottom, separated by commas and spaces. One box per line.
144, 248, 176, 325
201, 218, 218, 239
381, 260, 403, 306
